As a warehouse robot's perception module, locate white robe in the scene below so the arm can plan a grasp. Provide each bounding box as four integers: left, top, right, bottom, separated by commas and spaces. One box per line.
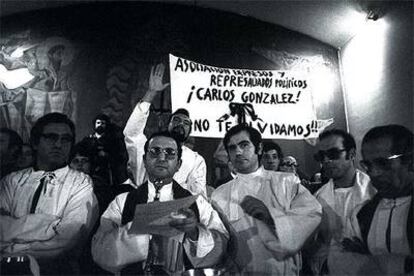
211, 167, 322, 275
123, 102, 207, 197
91, 181, 228, 274
0, 166, 98, 259
310, 169, 375, 274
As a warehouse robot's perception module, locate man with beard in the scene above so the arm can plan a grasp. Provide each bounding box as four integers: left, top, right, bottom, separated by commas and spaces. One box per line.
78, 114, 128, 187
0, 113, 98, 274
124, 64, 207, 196
307, 129, 376, 275
329, 125, 413, 275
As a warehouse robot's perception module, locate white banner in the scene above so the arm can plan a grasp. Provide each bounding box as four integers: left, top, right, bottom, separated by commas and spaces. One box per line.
169, 54, 321, 139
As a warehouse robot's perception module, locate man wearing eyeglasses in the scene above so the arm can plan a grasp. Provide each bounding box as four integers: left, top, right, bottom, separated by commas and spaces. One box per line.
92, 131, 228, 274
0, 113, 98, 274
211, 124, 321, 275
124, 64, 207, 197
307, 129, 375, 275
329, 124, 413, 275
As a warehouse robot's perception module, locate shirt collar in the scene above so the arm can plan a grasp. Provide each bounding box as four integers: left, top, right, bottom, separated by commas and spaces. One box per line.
148, 180, 173, 201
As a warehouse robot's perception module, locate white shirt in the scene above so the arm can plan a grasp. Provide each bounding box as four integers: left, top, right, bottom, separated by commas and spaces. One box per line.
211, 167, 322, 275
0, 166, 98, 259
310, 170, 375, 274
123, 102, 207, 197
91, 182, 228, 273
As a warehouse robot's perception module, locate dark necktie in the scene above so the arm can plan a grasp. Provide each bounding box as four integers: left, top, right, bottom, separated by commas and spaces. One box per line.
144, 184, 165, 274
30, 173, 55, 213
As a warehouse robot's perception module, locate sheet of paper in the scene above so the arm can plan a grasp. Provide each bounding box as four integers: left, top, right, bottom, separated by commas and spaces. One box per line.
128, 195, 198, 237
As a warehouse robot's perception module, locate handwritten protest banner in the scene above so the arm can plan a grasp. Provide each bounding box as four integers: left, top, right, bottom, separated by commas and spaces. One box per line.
169, 54, 322, 139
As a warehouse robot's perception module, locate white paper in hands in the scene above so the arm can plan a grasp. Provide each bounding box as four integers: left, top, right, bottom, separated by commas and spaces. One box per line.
128, 195, 198, 237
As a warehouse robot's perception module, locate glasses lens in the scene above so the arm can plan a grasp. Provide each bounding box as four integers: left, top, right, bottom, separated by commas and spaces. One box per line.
314, 148, 345, 162
149, 147, 177, 159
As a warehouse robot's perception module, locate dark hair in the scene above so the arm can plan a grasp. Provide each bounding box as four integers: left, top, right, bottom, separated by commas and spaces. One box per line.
0, 127, 23, 157
223, 124, 262, 154
362, 124, 413, 165
93, 113, 110, 125
168, 108, 190, 124
70, 142, 93, 161
144, 131, 183, 159
30, 112, 75, 147
262, 141, 283, 158
319, 129, 356, 156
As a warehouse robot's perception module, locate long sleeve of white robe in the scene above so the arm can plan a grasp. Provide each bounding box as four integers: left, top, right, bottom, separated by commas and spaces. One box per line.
91, 193, 228, 273
0, 167, 98, 259
123, 102, 207, 196
211, 168, 322, 275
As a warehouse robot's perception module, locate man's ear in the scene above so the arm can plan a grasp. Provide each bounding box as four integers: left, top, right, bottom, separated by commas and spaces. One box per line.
256, 142, 263, 155
348, 148, 356, 160
176, 158, 182, 172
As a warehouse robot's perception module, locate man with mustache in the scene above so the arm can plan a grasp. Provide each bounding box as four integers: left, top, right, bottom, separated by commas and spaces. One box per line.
0, 113, 98, 274
307, 129, 375, 275
124, 64, 207, 196
92, 131, 228, 274
329, 124, 413, 275
78, 113, 128, 187
211, 124, 321, 274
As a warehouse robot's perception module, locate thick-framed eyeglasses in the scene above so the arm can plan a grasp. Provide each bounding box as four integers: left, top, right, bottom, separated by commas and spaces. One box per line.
280, 162, 298, 167
148, 147, 177, 160
41, 133, 73, 145
360, 153, 408, 172
314, 148, 347, 162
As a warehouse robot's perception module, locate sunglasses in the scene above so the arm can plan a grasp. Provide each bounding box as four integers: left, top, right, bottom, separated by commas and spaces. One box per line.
148, 147, 177, 160
360, 153, 408, 172
314, 148, 346, 162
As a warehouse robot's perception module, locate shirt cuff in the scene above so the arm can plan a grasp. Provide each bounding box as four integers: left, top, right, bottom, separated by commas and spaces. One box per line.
184, 225, 214, 258
139, 101, 151, 113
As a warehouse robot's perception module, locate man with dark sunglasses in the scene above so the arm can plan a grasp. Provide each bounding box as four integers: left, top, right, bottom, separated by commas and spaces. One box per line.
329, 124, 413, 275
0, 113, 99, 275
307, 129, 375, 275
124, 64, 207, 197
92, 131, 228, 274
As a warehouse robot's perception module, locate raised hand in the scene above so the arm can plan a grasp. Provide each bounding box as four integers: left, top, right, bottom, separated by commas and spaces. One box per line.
148, 63, 170, 92
241, 195, 274, 227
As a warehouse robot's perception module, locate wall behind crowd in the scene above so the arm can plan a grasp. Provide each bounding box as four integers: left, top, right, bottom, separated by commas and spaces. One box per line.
340, 2, 413, 163
0, 2, 345, 183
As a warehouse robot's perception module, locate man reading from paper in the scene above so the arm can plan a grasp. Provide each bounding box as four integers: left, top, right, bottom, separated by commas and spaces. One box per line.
91, 131, 228, 274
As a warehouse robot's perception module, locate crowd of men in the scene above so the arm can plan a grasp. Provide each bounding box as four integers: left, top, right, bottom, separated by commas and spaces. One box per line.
0, 64, 412, 275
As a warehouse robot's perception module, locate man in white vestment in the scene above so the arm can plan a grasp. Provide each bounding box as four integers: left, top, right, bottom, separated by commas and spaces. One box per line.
211, 124, 322, 275
308, 129, 376, 274
0, 113, 98, 275
91, 131, 228, 274
124, 64, 207, 197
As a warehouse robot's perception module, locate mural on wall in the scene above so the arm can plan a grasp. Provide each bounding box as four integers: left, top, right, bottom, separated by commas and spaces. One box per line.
0, 31, 76, 141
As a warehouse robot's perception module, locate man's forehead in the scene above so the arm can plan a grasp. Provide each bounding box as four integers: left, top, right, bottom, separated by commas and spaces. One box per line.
362, 137, 393, 157
319, 135, 344, 149
264, 149, 278, 155
148, 136, 178, 148
171, 113, 190, 121
228, 130, 251, 145
43, 123, 72, 134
